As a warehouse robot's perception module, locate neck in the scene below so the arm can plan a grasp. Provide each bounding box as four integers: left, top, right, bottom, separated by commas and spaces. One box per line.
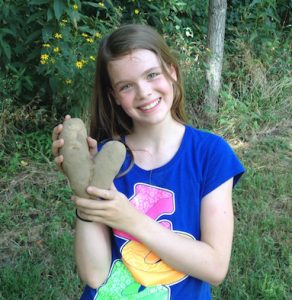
127, 118, 185, 152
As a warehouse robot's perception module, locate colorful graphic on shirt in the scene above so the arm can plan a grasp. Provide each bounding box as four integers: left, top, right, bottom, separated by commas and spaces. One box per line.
96, 260, 169, 299
122, 239, 186, 286
97, 184, 193, 299
114, 183, 175, 241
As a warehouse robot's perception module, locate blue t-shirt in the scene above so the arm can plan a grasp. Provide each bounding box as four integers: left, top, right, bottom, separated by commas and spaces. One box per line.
80, 125, 245, 300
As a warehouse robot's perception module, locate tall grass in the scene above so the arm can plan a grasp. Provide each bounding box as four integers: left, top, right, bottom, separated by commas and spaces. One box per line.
0, 42, 291, 299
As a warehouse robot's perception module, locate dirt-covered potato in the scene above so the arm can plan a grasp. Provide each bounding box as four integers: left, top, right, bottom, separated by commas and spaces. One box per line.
59, 118, 126, 198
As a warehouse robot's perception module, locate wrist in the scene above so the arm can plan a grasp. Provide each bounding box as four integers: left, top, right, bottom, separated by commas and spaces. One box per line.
76, 209, 93, 223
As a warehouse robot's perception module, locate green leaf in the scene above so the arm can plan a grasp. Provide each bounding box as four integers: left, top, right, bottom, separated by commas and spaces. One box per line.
53, 0, 65, 20
0, 37, 11, 61
0, 28, 17, 37
83, 1, 100, 8
29, 0, 49, 4
42, 26, 53, 43
47, 7, 54, 21
25, 30, 42, 45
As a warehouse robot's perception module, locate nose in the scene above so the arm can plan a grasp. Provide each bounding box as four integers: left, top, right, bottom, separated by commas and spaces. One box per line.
137, 80, 152, 99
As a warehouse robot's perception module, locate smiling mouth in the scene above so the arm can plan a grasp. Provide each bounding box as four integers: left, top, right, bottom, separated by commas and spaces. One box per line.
139, 98, 161, 111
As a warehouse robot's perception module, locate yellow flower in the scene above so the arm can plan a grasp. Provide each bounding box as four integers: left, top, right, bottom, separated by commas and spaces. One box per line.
41, 54, 49, 61
98, 2, 105, 7
95, 32, 102, 39
134, 9, 140, 15
89, 55, 95, 61
42, 43, 51, 48
40, 60, 47, 65
75, 61, 84, 69
73, 4, 78, 11
86, 38, 94, 43
54, 33, 62, 39
65, 79, 72, 85
53, 47, 60, 53
82, 33, 89, 37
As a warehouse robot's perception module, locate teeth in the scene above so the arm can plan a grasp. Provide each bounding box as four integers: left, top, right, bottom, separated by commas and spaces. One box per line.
140, 98, 161, 111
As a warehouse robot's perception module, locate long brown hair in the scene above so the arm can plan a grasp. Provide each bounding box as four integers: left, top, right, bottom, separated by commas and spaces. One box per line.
90, 24, 187, 141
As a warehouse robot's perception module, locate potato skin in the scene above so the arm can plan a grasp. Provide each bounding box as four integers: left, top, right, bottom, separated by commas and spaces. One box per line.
59, 118, 126, 198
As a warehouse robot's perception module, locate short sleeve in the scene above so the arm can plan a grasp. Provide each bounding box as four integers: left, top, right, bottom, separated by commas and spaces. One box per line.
201, 136, 245, 198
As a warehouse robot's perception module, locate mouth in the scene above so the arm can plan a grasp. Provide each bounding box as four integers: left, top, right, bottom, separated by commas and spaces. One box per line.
139, 98, 161, 111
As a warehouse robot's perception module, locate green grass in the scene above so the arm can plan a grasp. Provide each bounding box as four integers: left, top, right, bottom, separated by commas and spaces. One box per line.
1, 49, 291, 299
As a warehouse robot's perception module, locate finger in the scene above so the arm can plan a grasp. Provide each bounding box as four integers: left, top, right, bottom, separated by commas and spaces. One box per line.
64, 114, 71, 120
87, 137, 97, 156
54, 155, 64, 165
52, 139, 64, 157
87, 186, 113, 200
52, 124, 63, 141
74, 197, 107, 210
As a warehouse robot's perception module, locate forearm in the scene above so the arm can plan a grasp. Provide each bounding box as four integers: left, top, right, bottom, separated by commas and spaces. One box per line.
131, 216, 230, 285
75, 219, 112, 288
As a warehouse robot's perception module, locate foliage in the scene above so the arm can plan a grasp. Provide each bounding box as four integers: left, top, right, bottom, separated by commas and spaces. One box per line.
0, 0, 209, 117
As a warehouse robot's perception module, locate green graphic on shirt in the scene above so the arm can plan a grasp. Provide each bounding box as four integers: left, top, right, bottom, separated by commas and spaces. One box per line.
96, 260, 169, 300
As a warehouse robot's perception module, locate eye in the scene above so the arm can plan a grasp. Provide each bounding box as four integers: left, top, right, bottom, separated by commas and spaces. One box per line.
120, 84, 132, 92
147, 72, 160, 80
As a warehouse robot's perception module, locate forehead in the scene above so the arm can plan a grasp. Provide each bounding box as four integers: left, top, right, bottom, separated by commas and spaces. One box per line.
107, 49, 161, 83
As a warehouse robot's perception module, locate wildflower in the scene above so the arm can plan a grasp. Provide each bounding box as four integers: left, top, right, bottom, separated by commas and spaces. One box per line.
89, 55, 95, 61
86, 38, 94, 43
75, 61, 84, 69
98, 2, 105, 8
73, 4, 78, 11
53, 47, 60, 53
95, 32, 102, 39
40, 60, 47, 65
41, 54, 49, 61
82, 33, 89, 37
42, 43, 51, 48
54, 33, 62, 39
65, 79, 72, 85
61, 19, 68, 26
134, 9, 139, 15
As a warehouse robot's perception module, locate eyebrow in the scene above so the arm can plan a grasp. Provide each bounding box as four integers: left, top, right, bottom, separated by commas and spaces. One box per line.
113, 67, 161, 88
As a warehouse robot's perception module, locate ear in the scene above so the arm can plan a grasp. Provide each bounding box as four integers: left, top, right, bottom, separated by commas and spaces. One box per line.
169, 65, 177, 82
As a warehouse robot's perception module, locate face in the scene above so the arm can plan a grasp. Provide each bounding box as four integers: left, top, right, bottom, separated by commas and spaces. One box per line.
108, 49, 177, 128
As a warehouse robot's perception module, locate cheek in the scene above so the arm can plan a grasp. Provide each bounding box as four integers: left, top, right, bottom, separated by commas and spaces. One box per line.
155, 78, 174, 95
116, 94, 134, 110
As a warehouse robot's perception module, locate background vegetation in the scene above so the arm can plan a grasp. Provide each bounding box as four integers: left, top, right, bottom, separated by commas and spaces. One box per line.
1, 0, 291, 299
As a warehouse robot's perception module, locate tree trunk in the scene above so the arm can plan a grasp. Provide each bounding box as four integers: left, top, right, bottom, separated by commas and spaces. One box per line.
204, 0, 227, 121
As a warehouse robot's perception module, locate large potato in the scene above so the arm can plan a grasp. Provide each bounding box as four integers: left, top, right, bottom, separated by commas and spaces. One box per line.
59, 118, 126, 198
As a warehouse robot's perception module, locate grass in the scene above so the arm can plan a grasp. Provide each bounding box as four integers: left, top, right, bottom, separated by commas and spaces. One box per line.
1, 46, 291, 299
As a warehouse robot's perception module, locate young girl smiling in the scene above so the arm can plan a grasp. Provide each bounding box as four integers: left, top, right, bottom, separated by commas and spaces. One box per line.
52, 24, 244, 299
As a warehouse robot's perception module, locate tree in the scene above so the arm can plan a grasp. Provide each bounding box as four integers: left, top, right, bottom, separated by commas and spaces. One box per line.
204, 0, 227, 122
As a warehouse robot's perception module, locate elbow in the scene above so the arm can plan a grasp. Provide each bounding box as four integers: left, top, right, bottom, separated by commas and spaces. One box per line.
209, 274, 226, 287
208, 264, 229, 286
78, 269, 109, 289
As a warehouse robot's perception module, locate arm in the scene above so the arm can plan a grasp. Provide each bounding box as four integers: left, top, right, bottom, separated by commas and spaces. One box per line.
75, 220, 112, 288
132, 178, 234, 285
75, 178, 234, 286
52, 117, 112, 288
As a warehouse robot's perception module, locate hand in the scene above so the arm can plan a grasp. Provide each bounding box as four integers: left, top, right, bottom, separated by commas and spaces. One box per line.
51, 115, 97, 171
72, 185, 143, 233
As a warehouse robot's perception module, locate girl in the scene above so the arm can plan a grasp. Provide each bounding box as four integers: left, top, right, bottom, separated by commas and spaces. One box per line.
52, 24, 244, 300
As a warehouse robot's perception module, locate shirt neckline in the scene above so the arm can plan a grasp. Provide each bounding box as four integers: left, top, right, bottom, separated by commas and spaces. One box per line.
130, 124, 190, 174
